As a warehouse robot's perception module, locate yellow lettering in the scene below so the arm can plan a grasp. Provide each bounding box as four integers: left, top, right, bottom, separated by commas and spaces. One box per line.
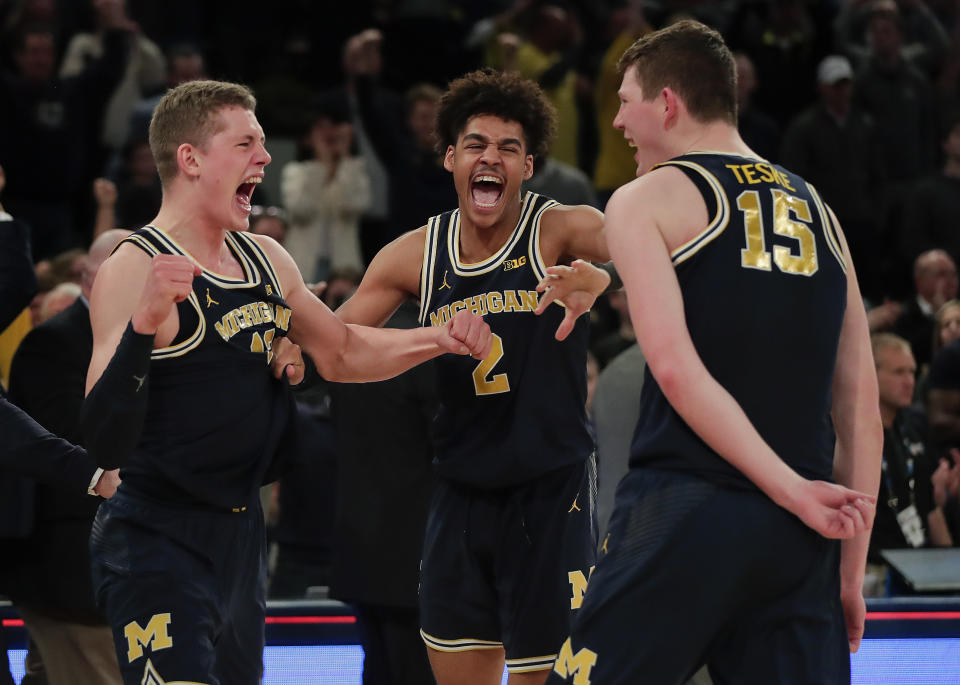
274, 306, 292, 331
725, 164, 745, 183
467, 295, 487, 316
240, 304, 256, 328
503, 290, 522, 312
450, 300, 466, 315
486, 292, 503, 313
124, 614, 173, 663
259, 302, 273, 323
568, 566, 596, 610
554, 638, 597, 685
776, 168, 796, 191
755, 163, 776, 184
430, 305, 451, 328
519, 290, 538, 311
741, 164, 759, 184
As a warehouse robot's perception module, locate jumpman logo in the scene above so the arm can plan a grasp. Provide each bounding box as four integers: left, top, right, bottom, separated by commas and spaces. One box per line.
438, 270, 451, 291
601, 534, 610, 554
205, 288, 219, 308
568, 496, 581, 513
133, 374, 146, 392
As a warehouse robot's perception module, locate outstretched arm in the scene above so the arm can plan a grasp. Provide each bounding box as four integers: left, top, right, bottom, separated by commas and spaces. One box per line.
605, 172, 875, 538
255, 234, 491, 382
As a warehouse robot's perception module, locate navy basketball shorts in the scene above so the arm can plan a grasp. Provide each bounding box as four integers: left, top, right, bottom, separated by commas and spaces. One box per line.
546, 467, 849, 685
89, 490, 267, 685
420, 457, 598, 674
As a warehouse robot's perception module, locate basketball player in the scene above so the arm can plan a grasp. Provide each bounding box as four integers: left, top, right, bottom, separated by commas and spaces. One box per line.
335, 68, 609, 685
81, 80, 491, 685
542, 21, 881, 685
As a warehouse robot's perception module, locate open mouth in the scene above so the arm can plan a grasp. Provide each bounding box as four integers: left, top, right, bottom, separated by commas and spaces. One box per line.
236, 176, 262, 212
471, 174, 503, 209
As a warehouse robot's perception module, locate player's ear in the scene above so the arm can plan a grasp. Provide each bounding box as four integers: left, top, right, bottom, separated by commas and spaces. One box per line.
662, 87, 680, 130
523, 154, 533, 181
177, 143, 201, 178
443, 145, 455, 172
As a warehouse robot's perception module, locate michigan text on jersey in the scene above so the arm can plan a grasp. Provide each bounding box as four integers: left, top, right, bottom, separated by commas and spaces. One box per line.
428, 289, 539, 327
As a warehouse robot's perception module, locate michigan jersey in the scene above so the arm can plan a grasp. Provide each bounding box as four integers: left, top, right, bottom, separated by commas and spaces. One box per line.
418, 192, 594, 489
116, 226, 296, 510
630, 153, 848, 487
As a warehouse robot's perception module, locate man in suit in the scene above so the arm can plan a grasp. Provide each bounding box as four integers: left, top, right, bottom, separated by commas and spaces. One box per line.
5, 230, 129, 685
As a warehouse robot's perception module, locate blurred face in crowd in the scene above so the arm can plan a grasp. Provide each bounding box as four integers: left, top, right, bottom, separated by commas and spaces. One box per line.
915, 251, 958, 310
868, 14, 902, 61
250, 214, 287, 245
939, 302, 960, 348
876, 344, 916, 413
408, 98, 439, 152
16, 32, 56, 83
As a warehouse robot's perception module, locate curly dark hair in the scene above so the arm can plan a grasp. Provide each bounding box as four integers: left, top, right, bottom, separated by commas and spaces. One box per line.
435, 69, 556, 158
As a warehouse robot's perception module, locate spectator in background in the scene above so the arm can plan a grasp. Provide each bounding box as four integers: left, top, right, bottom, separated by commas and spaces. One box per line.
734, 51, 779, 162
591, 289, 634, 369
523, 152, 598, 207
354, 80, 458, 245
836, 0, 950, 77
902, 116, 960, 263
4, 230, 129, 685
867, 333, 951, 596
915, 298, 960, 405
249, 205, 288, 245
127, 42, 207, 144
593, 0, 650, 206
329, 301, 438, 685
281, 102, 371, 282
0, 22, 131, 258
852, 3, 938, 186
780, 54, 887, 301
37, 282, 81, 324
871, 250, 959, 372
60, 0, 165, 158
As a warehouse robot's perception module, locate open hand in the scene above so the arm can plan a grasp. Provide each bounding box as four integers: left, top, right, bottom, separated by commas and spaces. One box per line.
535, 259, 610, 341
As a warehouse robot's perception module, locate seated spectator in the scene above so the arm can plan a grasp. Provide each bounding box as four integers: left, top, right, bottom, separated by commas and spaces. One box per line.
869, 249, 958, 372
916, 299, 960, 405
868, 333, 951, 596
37, 282, 81, 324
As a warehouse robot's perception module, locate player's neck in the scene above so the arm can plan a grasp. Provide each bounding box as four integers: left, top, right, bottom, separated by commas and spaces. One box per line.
152, 197, 232, 269
676, 121, 754, 159
457, 197, 524, 263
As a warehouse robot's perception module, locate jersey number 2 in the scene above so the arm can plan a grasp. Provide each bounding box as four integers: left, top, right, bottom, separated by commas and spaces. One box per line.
473, 334, 509, 395
737, 189, 818, 276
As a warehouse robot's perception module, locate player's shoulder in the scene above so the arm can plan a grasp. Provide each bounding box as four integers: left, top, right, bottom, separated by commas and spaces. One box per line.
541, 201, 604, 231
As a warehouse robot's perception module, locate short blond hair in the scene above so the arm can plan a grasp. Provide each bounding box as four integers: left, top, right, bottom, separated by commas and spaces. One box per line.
149, 80, 257, 185
871, 332, 911, 367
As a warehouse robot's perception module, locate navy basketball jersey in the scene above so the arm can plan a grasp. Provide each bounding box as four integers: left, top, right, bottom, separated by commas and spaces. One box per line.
630, 153, 848, 487
117, 226, 296, 510
418, 192, 594, 488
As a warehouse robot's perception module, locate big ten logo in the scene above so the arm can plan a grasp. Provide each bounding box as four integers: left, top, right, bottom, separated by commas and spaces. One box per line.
124, 613, 173, 663
503, 256, 527, 271
568, 566, 595, 609
553, 637, 598, 685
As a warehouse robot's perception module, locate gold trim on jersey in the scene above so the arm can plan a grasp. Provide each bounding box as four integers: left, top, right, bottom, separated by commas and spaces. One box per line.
142, 226, 262, 289
448, 192, 538, 276
806, 183, 847, 273
527, 197, 560, 283
120, 233, 161, 258
150, 290, 205, 360
418, 215, 444, 326
505, 654, 560, 673
656, 160, 730, 266
230, 231, 284, 297
420, 629, 503, 652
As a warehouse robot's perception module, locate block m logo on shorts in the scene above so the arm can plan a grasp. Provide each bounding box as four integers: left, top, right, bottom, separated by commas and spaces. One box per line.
568, 566, 595, 609
553, 637, 597, 685
124, 613, 173, 662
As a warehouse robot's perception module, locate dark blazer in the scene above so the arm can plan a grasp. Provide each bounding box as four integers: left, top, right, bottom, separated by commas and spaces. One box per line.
894, 298, 935, 370
4, 298, 104, 622
0, 216, 37, 331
